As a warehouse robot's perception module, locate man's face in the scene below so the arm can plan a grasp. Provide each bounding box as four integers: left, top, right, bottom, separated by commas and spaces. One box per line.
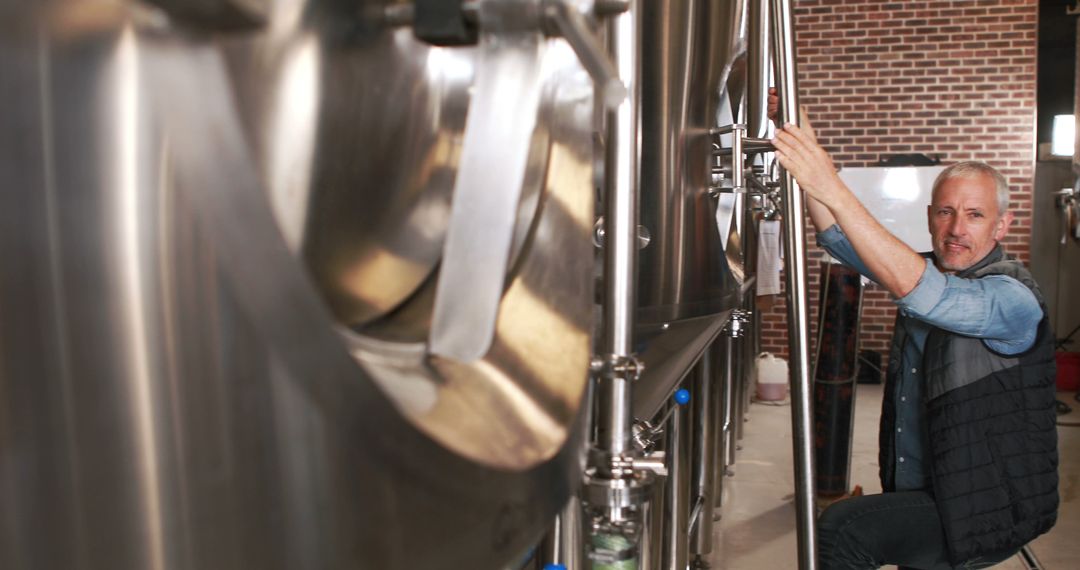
927, 173, 1012, 273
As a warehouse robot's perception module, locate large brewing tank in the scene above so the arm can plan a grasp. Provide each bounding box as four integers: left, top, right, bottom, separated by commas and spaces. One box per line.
627, 0, 765, 419
634, 0, 753, 327
0, 1, 597, 568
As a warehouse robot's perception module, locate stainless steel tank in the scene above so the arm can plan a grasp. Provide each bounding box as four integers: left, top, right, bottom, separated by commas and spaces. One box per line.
0, 1, 596, 568
634, 0, 751, 327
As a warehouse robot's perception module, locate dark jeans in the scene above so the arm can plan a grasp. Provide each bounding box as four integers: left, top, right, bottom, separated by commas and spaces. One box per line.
817, 491, 1019, 570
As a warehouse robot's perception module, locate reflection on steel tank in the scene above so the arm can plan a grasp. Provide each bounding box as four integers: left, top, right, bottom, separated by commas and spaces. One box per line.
0, 1, 594, 568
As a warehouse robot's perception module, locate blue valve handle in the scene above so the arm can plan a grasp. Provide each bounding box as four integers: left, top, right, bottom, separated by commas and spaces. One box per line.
674, 388, 691, 405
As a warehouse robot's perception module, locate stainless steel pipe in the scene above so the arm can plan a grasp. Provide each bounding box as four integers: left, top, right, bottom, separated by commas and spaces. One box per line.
722, 333, 738, 472
748, 0, 772, 139
770, 0, 818, 567
711, 339, 728, 504
690, 353, 717, 557
661, 401, 690, 570
597, 0, 641, 460
539, 497, 586, 570
733, 328, 747, 443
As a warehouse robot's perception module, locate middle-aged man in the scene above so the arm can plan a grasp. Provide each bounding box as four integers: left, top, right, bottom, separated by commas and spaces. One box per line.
770, 116, 1059, 569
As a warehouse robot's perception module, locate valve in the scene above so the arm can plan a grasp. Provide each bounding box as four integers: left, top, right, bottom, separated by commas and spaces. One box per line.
631, 388, 691, 453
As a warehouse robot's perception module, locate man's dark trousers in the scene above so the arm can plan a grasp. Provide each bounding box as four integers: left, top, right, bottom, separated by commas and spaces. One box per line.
817, 491, 1020, 569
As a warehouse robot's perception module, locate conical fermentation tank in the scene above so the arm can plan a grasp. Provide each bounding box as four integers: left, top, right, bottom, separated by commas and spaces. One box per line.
633, 0, 759, 328
0, 1, 599, 568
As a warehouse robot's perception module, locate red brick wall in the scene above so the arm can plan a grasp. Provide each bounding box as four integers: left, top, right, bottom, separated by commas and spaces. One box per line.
759, 0, 1039, 368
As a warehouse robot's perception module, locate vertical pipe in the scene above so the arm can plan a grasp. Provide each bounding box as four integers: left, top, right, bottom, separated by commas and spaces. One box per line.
732, 126, 745, 192
710, 340, 727, 502
661, 402, 689, 570
598, 0, 640, 460
747, 0, 772, 139
690, 353, 716, 557
770, 0, 817, 568
733, 321, 747, 443
743, 304, 751, 429
644, 467, 665, 570
539, 523, 558, 568
556, 497, 586, 569
722, 333, 737, 470
538, 497, 585, 569
636, 498, 653, 570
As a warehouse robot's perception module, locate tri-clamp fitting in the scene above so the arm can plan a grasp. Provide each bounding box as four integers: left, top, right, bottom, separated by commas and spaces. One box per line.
726, 309, 751, 338
591, 353, 645, 382
583, 385, 685, 565
582, 450, 655, 564
709, 124, 778, 195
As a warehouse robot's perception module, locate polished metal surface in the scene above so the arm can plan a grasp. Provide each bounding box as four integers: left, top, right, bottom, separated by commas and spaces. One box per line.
747, 0, 772, 138
145, 0, 268, 29
601, 0, 639, 362
2, 0, 807, 568
721, 332, 739, 470
544, 0, 627, 109
630, 312, 729, 422
0, 3, 596, 569
539, 497, 587, 570
642, 471, 666, 570
430, 0, 545, 361
634, 0, 746, 325
660, 401, 690, 570
736, 306, 754, 444
595, 0, 641, 461
219, 0, 596, 470
730, 309, 749, 446
771, 0, 818, 567
689, 352, 717, 557
221, 6, 474, 329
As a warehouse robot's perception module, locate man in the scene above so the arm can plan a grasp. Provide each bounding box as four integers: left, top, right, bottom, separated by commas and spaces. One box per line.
770, 117, 1059, 569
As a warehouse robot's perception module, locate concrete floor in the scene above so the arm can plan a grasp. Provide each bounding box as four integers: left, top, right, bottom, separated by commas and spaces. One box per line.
708, 384, 1080, 569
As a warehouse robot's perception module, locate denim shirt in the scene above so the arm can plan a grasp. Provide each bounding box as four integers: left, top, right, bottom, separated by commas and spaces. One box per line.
816, 225, 1042, 490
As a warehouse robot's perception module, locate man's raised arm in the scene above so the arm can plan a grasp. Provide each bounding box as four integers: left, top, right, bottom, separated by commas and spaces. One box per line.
771, 115, 926, 298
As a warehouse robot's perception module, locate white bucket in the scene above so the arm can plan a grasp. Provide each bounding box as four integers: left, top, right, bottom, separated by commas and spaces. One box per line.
755, 352, 788, 401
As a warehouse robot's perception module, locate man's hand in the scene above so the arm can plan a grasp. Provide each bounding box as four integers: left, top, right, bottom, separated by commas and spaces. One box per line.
771, 109, 848, 210
769, 108, 927, 298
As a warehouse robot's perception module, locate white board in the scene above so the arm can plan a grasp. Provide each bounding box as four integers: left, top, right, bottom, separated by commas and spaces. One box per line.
837, 166, 946, 253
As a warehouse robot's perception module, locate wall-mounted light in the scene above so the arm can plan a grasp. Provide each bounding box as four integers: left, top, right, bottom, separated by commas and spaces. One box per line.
1052, 114, 1075, 157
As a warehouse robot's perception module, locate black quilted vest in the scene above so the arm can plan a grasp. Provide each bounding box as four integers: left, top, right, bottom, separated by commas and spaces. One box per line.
878, 246, 1058, 565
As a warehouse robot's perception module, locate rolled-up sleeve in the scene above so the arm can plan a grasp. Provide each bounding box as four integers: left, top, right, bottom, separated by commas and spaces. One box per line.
816, 224, 880, 284
895, 261, 1041, 355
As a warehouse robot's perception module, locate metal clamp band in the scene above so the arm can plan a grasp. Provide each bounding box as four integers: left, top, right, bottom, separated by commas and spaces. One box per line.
591, 353, 645, 381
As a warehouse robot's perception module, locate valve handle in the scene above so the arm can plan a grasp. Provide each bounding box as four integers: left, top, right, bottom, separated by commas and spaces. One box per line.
674, 389, 691, 406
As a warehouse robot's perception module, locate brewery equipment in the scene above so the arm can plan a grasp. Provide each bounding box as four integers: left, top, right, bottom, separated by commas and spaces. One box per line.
0, 1, 815, 568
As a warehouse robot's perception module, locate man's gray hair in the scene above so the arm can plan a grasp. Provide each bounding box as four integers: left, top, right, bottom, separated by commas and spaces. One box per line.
931, 161, 1010, 214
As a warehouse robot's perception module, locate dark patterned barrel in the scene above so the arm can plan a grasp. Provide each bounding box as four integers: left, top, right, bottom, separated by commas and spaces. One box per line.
813, 262, 864, 497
